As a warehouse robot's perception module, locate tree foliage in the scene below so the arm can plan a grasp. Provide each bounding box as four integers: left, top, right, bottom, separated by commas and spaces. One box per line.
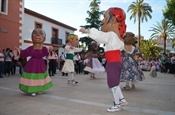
163, 0, 175, 26
127, 0, 152, 48
140, 40, 159, 59
79, 36, 93, 50
149, 18, 175, 53
81, 0, 104, 30
172, 39, 175, 48
79, 0, 104, 52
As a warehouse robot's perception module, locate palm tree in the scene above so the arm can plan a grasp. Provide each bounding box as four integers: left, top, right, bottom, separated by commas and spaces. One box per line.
149, 18, 175, 53
172, 39, 175, 48
127, 0, 152, 48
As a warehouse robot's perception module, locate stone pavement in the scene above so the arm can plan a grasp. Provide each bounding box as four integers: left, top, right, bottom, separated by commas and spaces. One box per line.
0, 70, 175, 115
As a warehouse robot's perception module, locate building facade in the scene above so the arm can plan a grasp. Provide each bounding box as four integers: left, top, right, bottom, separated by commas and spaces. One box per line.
0, 0, 77, 55
0, 0, 23, 50
22, 8, 77, 55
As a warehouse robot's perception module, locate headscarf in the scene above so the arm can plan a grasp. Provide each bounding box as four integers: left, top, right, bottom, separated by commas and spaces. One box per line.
109, 7, 127, 39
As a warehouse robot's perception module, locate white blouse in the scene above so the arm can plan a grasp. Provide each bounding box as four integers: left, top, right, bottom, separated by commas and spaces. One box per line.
88, 28, 124, 52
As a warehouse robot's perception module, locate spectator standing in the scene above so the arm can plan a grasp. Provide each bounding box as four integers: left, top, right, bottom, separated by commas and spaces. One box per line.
59, 51, 68, 76
0, 49, 5, 78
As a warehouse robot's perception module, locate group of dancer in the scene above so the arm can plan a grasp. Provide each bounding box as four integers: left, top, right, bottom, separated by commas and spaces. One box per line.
18, 7, 144, 112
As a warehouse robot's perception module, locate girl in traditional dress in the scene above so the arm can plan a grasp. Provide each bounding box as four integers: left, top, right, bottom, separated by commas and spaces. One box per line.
19, 28, 53, 96
121, 32, 145, 90
84, 41, 105, 79
62, 34, 83, 84
150, 61, 157, 77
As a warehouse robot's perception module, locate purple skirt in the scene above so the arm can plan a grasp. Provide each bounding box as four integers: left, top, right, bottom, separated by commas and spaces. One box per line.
24, 58, 46, 73
106, 62, 122, 88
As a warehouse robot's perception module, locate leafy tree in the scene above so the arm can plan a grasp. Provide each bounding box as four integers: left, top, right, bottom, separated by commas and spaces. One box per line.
163, 0, 175, 26
82, 0, 104, 30
149, 18, 175, 53
79, 36, 93, 50
140, 40, 159, 59
127, 0, 152, 48
79, 0, 104, 51
79, 36, 104, 53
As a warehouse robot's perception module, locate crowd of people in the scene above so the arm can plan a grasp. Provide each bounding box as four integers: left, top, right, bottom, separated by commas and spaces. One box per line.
139, 53, 175, 75
0, 47, 25, 78
0, 46, 106, 79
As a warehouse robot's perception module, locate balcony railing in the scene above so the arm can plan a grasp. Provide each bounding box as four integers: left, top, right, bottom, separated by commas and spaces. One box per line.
51, 37, 62, 45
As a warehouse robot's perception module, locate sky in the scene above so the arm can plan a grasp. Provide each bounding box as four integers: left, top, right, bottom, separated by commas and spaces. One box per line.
24, 0, 166, 39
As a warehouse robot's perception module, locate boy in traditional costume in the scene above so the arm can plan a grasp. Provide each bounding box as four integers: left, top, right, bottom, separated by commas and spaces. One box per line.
62, 34, 83, 84
80, 7, 128, 112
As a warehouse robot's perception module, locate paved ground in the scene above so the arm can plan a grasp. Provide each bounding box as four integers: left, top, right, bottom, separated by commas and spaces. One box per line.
0, 70, 175, 115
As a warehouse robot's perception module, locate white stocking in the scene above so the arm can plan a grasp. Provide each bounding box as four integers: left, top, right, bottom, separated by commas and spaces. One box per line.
111, 86, 120, 106
126, 80, 129, 86
131, 80, 135, 85
68, 72, 74, 81
117, 86, 126, 102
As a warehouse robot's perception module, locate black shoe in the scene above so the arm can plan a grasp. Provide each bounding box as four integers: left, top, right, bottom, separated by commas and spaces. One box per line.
0, 76, 3, 78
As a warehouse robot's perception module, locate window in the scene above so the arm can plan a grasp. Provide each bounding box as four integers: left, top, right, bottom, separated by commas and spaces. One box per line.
52, 28, 58, 38
51, 28, 60, 44
35, 22, 42, 29
0, 0, 8, 14
65, 32, 69, 43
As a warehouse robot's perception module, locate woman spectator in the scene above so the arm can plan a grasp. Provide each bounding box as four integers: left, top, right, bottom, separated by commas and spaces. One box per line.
4, 48, 13, 76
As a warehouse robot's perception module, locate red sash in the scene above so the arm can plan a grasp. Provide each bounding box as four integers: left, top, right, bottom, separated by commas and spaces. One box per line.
105, 50, 122, 62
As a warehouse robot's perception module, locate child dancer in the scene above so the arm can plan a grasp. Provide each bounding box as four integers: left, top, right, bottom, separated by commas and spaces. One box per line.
61, 34, 83, 84
19, 28, 53, 96
150, 62, 157, 77
80, 7, 128, 112
84, 41, 105, 79
121, 32, 145, 90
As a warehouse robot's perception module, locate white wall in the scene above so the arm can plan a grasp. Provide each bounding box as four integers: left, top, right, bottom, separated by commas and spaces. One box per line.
21, 13, 75, 56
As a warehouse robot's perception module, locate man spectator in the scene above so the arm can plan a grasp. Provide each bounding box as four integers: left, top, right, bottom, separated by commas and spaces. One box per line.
59, 51, 68, 76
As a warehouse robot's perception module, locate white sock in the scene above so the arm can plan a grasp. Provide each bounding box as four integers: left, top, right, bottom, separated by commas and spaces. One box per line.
68, 72, 74, 81
111, 86, 120, 107
117, 86, 126, 102
126, 80, 129, 86
90, 73, 93, 77
131, 81, 135, 85
70, 72, 74, 80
